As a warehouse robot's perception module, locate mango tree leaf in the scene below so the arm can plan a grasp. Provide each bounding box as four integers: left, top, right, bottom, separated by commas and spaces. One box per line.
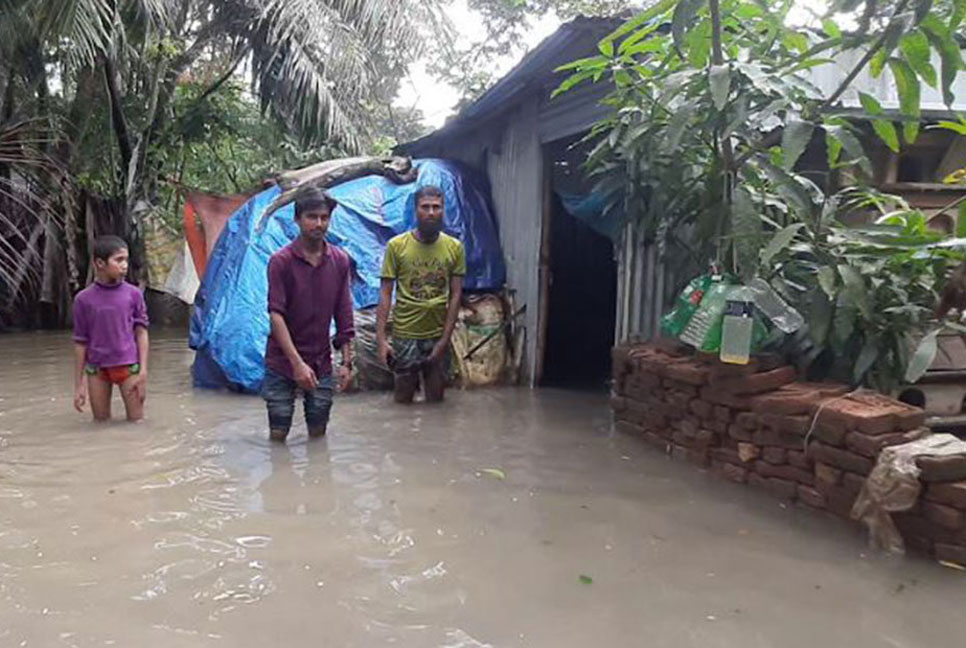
872, 119, 901, 152
870, 48, 888, 78
760, 223, 804, 266
672, 0, 705, 55
859, 91, 884, 116
921, 19, 964, 106
710, 64, 730, 110
810, 290, 832, 345
900, 31, 937, 87
854, 337, 880, 384
732, 187, 763, 281
817, 266, 837, 297
833, 300, 856, 346
782, 120, 814, 170
599, 38, 615, 57
826, 125, 872, 175
889, 58, 921, 143
905, 328, 940, 383
958, 202, 966, 237
826, 128, 843, 167
822, 18, 841, 38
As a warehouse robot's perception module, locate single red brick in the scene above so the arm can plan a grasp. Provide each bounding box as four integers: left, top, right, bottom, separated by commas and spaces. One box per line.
728, 424, 754, 442
934, 543, 966, 566
610, 395, 628, 412
810, 416, 849, 446
672, 429, 693, 447
735, 411, 759, 430
711, 447, 744, 466
923, 502, 965, 530
642, 431, 670, 452
663, 379, 700, 396
918, 454, 966, 482
694, 429, 716, 450
754, 427, 805, 450
788, 449, 812, 470
677, 417, 700, 437
737, 442, 760, 463
896, 408, 927, 431
665, 391, 692, 411
670, 443, 690, 462
755, 461, 815, 486
762, 446, 787, 465
718, 462, 749, 484
664, 362, 710, 386
823, 485, 859, 519
814, 463, 843, 489
842, 471, 866, 496
615, 421, 644, 436
925, 482, 966, 510
894, 513, 962, 545
709, 420, 730, 435
808, 442, 874, 475
797, 485, 827, 509
751, 386, 823, 415
688, 399, 714, 419
759, 413, 811, 436
700, 387, 754, 410
715, 366, 797, 395
763, 477, 799, 500
688, 447, 711, 468
846, 428, 927, 458
713, 405, 732, 423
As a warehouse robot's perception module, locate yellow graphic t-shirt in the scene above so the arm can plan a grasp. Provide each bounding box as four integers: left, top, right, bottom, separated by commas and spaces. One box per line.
381, 231, 466, 339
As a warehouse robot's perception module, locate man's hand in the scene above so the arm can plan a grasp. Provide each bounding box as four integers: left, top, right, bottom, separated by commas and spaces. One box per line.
132, 371, 148, 404
336, 364, 352, 392
428, 339, 448, 365
73, 384, 87, 412
293, 360, 318, 391
377, 340, 394, 368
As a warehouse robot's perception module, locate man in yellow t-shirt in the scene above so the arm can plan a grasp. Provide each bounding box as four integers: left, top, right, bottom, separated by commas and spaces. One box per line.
377, 185, 466, 404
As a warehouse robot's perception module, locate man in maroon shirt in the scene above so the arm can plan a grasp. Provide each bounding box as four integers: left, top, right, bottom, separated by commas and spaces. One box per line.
263, 188, 355, 442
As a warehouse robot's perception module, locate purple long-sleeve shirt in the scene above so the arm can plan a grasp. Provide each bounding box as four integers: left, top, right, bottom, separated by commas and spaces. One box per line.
72, 280, 149, 367
265, 239, 355, 380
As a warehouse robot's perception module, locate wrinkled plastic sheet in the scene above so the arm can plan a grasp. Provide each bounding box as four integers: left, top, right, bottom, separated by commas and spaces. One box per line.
189, 159, 506, 392
852, 433, 966, 554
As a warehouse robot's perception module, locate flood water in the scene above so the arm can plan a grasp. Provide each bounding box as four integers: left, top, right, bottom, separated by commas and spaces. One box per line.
0, 330, 963, 647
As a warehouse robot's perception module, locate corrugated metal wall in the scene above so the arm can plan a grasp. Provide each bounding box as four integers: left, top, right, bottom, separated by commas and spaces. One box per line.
614, 223, 672, 345
485, 98, 544, 384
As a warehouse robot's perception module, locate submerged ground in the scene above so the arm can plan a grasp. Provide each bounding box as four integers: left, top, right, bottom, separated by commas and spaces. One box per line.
0, 331, 962, 647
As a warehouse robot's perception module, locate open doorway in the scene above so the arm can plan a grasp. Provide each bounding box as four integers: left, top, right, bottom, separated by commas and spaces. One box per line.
539, 137, 617, 389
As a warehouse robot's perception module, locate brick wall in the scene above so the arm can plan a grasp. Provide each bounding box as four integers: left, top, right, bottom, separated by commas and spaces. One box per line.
611, 342, 966, 564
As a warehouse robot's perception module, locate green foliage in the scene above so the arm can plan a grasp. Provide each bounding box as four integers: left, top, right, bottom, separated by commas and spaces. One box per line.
554, 0, 966, 390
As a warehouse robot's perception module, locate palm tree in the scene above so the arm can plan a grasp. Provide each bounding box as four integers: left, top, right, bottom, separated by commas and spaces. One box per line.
0, 0, 445, 324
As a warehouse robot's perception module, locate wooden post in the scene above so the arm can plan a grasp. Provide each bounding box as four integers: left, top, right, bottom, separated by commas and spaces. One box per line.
535, 147, 553, 386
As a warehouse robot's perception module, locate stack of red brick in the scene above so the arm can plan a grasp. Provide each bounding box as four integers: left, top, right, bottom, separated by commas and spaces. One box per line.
611, 342, 966, 563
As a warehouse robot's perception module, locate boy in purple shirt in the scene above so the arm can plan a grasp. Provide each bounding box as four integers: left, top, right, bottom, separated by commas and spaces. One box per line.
264, 188, 355, 442
72, 235, 150, 421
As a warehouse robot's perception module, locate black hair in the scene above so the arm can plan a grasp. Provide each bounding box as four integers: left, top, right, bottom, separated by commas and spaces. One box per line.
294, 187, 338, 218
92, 235, 128, 261
414, 185, 444, 205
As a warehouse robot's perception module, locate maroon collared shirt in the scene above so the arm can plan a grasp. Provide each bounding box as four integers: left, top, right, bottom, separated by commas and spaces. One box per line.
265, 239, 355, 380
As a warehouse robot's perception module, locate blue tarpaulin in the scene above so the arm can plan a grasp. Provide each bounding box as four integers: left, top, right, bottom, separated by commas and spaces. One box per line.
189, 159, 506, 393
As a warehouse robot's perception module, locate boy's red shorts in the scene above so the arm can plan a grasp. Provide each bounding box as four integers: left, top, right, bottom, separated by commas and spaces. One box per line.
85, 363, 140, 385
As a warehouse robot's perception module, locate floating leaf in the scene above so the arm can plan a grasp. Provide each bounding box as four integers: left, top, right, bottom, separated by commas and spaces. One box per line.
478, 468, 506, 480
579, 574, 594, 585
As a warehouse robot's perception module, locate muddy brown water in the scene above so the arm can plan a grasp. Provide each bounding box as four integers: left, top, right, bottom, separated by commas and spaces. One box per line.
0, 331, 963, 647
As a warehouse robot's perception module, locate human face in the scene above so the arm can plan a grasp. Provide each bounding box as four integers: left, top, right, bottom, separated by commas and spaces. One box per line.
416, 195, 444, 239
95, 248, 129, 283
296, 207, 332, 244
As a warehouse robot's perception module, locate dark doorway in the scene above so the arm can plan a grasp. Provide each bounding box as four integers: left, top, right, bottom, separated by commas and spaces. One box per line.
540, 138, 617, 389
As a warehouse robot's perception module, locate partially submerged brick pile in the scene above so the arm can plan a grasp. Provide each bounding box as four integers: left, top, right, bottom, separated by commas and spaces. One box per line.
611, 343, 966, 563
